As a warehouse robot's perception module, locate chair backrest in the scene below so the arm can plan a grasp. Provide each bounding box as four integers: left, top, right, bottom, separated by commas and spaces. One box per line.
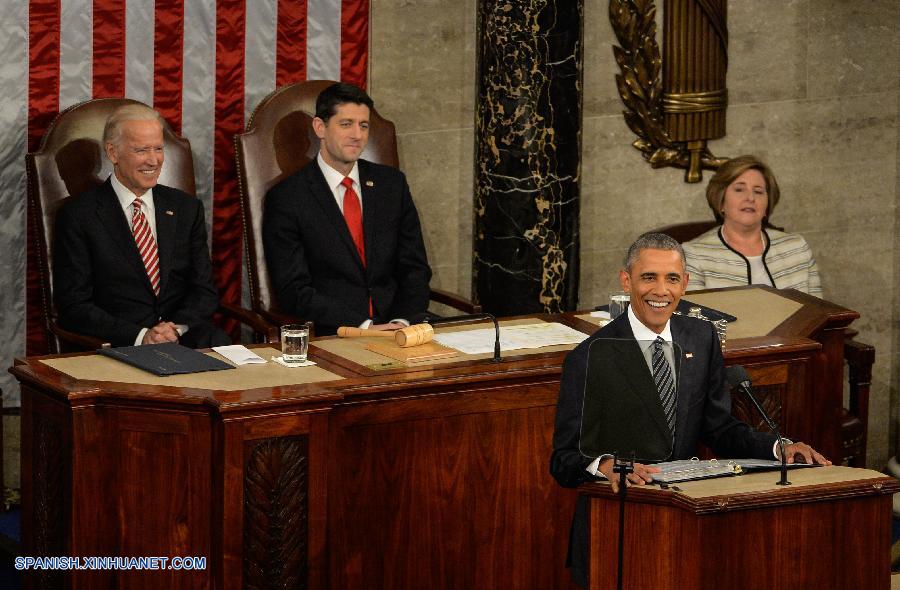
25, 97, 196, 352
653, 221, 719, 244
235, 80, 399, 320
653, 220, 785, 244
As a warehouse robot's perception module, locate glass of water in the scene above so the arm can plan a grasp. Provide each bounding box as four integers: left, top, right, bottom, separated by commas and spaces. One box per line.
281, 323, 311, 364
609, 293, 630, 319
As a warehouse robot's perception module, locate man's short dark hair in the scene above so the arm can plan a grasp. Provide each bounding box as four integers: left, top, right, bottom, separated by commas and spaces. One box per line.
315, 82, 374, 122
623, 232, 686, 271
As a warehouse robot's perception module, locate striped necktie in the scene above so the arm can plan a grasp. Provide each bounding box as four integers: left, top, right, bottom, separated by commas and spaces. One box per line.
131, 198, 160, 295
652, 336, 676, 438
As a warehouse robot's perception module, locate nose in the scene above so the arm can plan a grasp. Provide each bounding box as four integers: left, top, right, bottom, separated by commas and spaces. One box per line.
651, 278, 668, 294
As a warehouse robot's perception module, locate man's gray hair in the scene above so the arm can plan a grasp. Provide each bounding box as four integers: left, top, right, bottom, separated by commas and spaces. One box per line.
102, 104, 164, 147
623, 232, 686, 271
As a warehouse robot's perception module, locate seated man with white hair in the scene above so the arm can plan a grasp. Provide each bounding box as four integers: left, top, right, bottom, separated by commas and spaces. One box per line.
53, 103, 229, 348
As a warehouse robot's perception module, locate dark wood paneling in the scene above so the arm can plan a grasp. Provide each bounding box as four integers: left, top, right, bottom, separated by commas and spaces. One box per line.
328, 382, 578, 590
67, 405, 213, 589
22, 386, 70, 590
588, 487, 895, 590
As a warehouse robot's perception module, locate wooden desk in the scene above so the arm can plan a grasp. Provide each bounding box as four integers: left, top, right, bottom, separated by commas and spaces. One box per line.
10, 293, 858, 589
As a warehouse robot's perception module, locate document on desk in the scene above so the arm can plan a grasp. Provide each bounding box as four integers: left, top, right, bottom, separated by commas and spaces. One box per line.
99, 342, 235, 376
651, 458, 820, 484
433, 322, 589, 355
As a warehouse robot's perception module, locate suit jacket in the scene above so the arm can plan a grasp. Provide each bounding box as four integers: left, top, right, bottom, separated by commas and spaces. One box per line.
263, 158, 432, 335
54, 179, 223, 348
549, 313, 777, 588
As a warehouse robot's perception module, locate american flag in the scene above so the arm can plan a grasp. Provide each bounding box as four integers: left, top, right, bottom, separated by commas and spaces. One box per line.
0, 0, 369, 403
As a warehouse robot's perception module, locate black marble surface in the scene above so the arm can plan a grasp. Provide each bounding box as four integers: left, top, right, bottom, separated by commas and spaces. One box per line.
473, 0, 583, 316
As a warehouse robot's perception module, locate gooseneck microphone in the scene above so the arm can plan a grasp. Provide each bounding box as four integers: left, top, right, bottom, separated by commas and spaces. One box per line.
725, 365, 791, 486
426, 313, 501, 362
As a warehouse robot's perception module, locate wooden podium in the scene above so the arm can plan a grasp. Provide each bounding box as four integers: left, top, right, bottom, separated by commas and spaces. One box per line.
581, 467, 900, 590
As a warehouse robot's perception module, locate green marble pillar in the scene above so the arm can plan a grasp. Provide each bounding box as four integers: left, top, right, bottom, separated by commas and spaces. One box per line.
473, 0, 583, 315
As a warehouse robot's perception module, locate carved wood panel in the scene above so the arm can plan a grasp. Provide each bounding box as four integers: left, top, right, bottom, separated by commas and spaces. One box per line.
730, 383, 783, 435
32, 414, 65, 590
243, 436, 309, 590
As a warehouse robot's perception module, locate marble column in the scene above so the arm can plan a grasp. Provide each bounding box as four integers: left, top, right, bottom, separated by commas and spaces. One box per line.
473, 0, 583, 315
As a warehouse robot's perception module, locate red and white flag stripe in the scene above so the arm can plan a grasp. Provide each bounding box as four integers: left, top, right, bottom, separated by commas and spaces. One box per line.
0, 0, 369, 402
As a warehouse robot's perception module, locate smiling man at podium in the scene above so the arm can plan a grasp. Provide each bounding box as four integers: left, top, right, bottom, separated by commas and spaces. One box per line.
549, 232, 830, 588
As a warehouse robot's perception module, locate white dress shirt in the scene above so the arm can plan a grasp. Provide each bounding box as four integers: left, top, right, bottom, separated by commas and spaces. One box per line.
109, 174, 187, 344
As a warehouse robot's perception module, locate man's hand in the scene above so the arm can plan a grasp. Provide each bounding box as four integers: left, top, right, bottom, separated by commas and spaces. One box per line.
369, 322, 405, 331
777, 441, 832, 466
142, 321, 180, 344
598, 458, 661, 493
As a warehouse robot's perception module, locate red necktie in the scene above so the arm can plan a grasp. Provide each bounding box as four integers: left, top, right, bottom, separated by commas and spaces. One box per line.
131, 198, 160, 295
341, 177, 373, 317
341, 176, 365, 263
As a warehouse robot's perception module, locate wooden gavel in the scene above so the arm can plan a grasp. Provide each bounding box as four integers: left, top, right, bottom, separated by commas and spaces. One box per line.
336, 323, 434, 348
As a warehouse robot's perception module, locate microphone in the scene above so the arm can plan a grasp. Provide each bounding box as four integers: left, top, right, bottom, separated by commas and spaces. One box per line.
425, 313, 501, 362
725, 365, 791, 486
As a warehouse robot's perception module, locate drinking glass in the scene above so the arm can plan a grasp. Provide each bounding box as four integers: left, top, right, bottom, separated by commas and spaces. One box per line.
281, 323, 310, 364
609, 293, 630, 319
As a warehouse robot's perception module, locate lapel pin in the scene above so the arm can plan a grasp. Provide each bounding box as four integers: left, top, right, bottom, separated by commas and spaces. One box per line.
685, 352, 693, 359
365, 180, 374, 187
165, 210, 174, 215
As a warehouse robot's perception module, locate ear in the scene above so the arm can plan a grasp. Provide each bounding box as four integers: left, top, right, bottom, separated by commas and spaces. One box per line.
105, 142, 118, 166
682, 271, 690, 292
619, 269, 630, 293
312, 117, 327, 140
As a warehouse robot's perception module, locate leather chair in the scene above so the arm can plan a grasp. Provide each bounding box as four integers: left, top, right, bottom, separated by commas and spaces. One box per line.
26, 97, 275, 353
235, 80, 479, 332
654, 221, 873, 467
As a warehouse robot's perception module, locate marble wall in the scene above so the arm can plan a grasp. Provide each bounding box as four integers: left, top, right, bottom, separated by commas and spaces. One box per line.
371, 0, 898, 468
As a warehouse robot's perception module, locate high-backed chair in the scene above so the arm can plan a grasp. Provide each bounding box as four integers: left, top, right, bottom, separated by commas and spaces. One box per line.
26, 98, 275, 353
654, 221, 873, 467
235, 80, 478, 331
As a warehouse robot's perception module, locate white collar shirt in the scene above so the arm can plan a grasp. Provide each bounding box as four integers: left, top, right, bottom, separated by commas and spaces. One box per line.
627, 305, 676, 375
110, 173, 157, 240
317, 152, 362, 215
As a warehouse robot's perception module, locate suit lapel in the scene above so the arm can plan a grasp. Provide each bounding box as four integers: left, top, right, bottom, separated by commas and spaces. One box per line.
670, 317, 690, 452
94, 180, 154, 294
306, 163, 366, 270
358, 160, 377, 268
154, 188, 177, 296
608, 319, 673, 447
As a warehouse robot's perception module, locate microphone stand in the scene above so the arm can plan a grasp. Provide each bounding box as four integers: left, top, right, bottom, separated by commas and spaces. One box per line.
737, 381, 791, 486
425, 313, 501, 362
612, 454, 634, 590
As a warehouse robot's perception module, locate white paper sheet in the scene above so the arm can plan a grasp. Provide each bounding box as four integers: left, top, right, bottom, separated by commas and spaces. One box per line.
432, 322, 588, 355
212, 345, 267, 366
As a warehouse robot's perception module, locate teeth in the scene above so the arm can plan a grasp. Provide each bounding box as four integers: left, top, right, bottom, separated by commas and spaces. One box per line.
647, 301, 669, 308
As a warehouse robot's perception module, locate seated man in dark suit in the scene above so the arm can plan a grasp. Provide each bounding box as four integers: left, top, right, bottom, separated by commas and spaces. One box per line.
262, 82, 432, 336
549, 232, 829, 588
54, 104, 229, 348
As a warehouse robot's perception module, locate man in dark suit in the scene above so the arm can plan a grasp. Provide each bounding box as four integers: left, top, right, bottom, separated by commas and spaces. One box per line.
550, 232, 829, 588
262, 82, 432, 336
54, 104, 229, 349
